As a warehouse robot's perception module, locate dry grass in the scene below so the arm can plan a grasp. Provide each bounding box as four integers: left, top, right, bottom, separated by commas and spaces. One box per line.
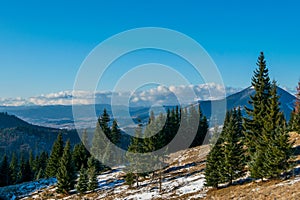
290, 131, 300, 146
168, 145, 210, 165
204, 131, 300, 200
205, 178, 300, 200
22, 132, 300, 200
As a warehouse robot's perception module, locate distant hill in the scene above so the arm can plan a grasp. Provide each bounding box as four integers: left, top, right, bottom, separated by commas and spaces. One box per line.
135, 86, 296, 125
194, 86, 295, 125
0, 104, 146, 129
0, 112, 80, 159
0, 112, 31, 129
0, 86, 296, 129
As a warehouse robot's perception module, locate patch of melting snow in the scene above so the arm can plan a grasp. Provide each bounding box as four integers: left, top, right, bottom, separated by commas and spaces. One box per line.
276, 176, 300, 186
125, 190, 159, 200
176, 175, 205, 195
0, 178, 57, 200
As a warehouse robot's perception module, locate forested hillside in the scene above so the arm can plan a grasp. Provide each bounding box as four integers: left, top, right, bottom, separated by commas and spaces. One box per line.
0, 112, 80, 159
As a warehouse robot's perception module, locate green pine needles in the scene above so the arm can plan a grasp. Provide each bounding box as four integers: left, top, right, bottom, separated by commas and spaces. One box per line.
205, 52, 294, 188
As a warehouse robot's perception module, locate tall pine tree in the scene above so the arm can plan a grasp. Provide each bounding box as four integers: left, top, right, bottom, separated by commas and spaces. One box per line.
9, 153, 19, 184
103, 119, 121, 165
0, 155, 10, 186
76, 165, 88, 194
87, 165, 98, 191
126, 122, 146, 187
87, 157, 98, 191
260, 81, 293, 178
244, 52, 271, 157
205, 139, 224, 188
45, 133, 64, 177
91, 109, 111, 164
244, 52, 271, 179
222, 109, 245, 185
56, 140, 77, 194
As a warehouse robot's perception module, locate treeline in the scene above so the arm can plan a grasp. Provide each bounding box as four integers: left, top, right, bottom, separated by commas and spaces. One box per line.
89, 102, 209, 189
0, 132, 102, 193
0, 150, 48, 187
91, 105, 208, 161
0, 109, 122, 193
0, 103, 209, 193
205, 52, 299, 188
46, 132, 103, 193
124, 104, 208, 189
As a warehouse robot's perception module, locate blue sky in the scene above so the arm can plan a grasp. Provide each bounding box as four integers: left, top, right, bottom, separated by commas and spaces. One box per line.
0, 0, 299, 98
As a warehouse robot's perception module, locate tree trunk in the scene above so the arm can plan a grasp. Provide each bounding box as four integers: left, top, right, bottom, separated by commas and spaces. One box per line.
136, 174, 139, 188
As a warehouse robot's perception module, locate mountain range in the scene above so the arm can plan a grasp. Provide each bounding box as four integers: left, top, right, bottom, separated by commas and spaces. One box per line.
0, 85, 296, 161
0, 85, 295, 129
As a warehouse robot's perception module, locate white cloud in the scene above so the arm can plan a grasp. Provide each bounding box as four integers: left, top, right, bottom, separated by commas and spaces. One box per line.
0, 83, 243, 107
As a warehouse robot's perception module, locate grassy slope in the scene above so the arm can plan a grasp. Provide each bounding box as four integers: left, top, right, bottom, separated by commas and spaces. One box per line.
205, 131, 300, 200
19, 132, 300, 200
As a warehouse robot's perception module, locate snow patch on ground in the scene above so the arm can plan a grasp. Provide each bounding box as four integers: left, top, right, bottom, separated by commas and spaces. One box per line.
0, 178, 56, 200
112, 172, 206, 200
276, 176, 300, 186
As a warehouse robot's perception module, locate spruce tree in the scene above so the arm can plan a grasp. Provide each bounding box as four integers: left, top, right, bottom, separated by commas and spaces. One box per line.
244, 52, 271, 157
244, 52, 271, 179
110, 119, 121, 145
204, 139, 224, 188
164, 109, 173, 147
87, 165, 98, 191
264, 126, 293, 178
189, 105, 200, 148
56, 140, 76, 194
178, 107, 189, 149
103, 119, 121, 165
143, 112, 166, 176
262, 81, 285, 137
29, 150, 34, 173
76, 165, 88, 194
91, 109, 111, 163
9, 153, 19, 184
81, 129, 90, 151
191, 105, 208, 147
17, 154, 33, 183
222, 109, 245, 185
156, 112, 167, 150
36, 151, 48, 179
102, 142, 114, 166
0, 155, 10, 186
170, 108, 178, 140
17, 154, 25, 183
126, 122, 146, 187
45, 133, 64, 177
175, 105, 180, 127
72, 131, 91, 172
72, 144, 84, 171
87, 156, 105, 174
260, 81, 293, 178
32, 154, 40, 179
144, 111, 156, 153
125, 172, 135, 188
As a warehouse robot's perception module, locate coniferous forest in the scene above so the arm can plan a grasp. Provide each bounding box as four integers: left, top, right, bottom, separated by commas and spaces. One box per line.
205, 52, 297, 188
0, 52, 299, 197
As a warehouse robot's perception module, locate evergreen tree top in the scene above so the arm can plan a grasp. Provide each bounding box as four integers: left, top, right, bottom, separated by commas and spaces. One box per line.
100, 108, 110, 123
251, 52, 271, 95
